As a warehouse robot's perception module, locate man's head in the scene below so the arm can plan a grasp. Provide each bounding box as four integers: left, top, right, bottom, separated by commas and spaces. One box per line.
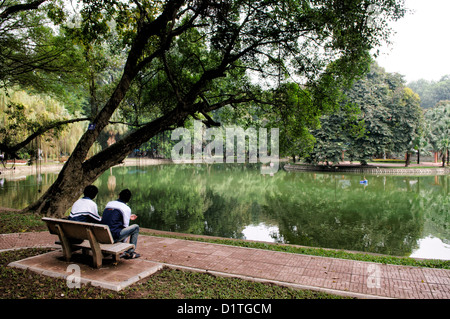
119, 189, 132, 203
83, 185, 98, 199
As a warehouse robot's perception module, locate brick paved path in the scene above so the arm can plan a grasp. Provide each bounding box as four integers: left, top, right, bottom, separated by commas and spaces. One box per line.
1, 231, 449, 299
0, 232, 57, 251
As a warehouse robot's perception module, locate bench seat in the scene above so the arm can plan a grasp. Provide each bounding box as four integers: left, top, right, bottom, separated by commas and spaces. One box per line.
73, 240, 134, 255
42, 217, 134, 268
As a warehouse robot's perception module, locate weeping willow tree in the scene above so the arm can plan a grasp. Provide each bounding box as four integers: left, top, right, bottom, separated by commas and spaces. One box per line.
0, 89, 88, 161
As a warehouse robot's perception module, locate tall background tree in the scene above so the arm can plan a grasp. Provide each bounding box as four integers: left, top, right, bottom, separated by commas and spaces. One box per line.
306, 62, 423, 165
425, 101, 450, 167
1, 0, 406, 217
408, 76, 450, 109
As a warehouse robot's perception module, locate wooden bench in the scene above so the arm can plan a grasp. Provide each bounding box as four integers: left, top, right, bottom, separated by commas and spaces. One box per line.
42, 217, 134, 268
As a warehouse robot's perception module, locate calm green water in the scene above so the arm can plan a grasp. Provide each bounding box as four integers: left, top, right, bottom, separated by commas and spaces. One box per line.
1, 163, 449, 260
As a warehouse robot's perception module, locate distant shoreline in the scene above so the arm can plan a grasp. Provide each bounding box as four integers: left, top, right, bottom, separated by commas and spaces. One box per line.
0, 158, 173, 178
284, 162, 450, 175
1, 158, 448, 179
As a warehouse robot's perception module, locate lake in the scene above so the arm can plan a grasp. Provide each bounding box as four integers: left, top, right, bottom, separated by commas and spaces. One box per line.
1, 163, 449, 260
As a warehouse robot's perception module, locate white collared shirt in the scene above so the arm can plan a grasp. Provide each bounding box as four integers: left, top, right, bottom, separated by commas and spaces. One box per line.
70, 198, 100, 221
104, 200, 132, 227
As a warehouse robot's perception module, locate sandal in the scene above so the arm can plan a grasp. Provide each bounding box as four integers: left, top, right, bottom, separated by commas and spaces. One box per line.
124, 252, 141, 259
119, 252, 128, 259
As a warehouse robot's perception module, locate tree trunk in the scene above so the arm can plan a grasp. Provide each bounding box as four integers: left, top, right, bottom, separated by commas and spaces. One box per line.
405, 152, 411, 167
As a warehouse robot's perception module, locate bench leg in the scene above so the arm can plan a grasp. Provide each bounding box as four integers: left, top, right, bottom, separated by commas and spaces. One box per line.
82, 248, 89, 256
86, 228, 103, 268
55, 224, 72, 262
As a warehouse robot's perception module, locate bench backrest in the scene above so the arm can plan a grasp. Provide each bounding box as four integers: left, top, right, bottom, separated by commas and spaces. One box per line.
42, 217, 114, 244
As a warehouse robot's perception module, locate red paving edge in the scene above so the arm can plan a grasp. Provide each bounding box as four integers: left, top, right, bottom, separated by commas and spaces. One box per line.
1, 231, 450, 299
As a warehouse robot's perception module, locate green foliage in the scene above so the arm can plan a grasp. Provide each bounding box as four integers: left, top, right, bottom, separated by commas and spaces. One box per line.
307, 62, 423, 164
424, 100, 450, 165
107, 0, 407, 131
0, 89, 86, 159
0, 1, 86, 95
408, 75, 450, 109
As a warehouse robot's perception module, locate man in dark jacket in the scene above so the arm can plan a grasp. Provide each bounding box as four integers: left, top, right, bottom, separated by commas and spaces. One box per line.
101, 189, 140, 259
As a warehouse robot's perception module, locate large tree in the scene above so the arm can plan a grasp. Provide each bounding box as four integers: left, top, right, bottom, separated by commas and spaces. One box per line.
23, 0, 405, 217
307, 62, 423, 165
425, 101, 450, 167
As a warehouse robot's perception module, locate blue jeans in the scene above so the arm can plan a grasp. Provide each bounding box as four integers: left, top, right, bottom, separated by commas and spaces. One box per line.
115, 224, 139, 253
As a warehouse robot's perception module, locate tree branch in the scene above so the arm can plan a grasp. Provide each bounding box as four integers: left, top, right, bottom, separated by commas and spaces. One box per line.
162, 52, 183, 103
0, 117, 90, 158
0, 0, 46, 20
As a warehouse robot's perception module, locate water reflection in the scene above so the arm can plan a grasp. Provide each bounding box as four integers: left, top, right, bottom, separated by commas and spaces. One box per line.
410, 236, 450, 260
242, 223, 281, 243
0, 163, 449, 260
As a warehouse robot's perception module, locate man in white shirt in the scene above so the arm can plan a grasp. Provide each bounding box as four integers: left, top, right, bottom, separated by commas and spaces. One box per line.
101, 189, 140, 259
69, 185, 101, 223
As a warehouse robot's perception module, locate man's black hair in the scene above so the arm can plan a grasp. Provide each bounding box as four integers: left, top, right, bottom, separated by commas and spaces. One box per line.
83, 185, 98, 199
119, 189, 132, 203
